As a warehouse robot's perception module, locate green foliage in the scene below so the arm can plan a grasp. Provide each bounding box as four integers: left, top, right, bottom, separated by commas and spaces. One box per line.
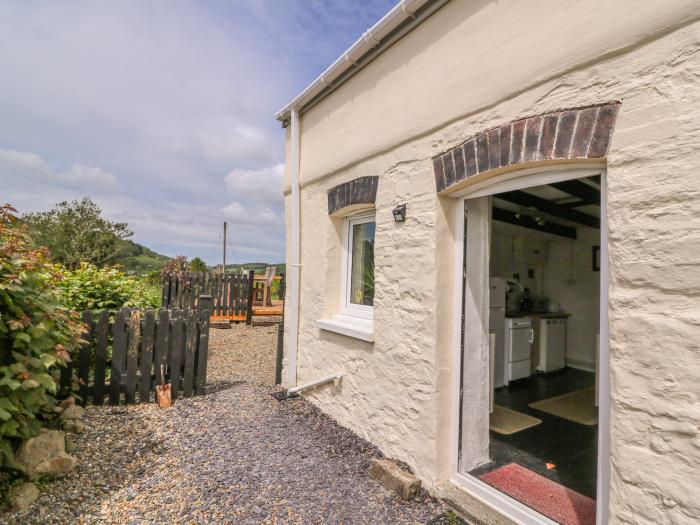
55, 263, 160, 311
22, 197, 132, 269
0, 204, 82, 469
188, 257, 207, 273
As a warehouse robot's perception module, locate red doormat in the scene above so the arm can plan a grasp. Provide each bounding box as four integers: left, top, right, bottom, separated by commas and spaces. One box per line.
479, 463, 596, 525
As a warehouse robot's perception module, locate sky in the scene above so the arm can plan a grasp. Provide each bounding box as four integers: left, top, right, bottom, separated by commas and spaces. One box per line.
0, 0, 396, 264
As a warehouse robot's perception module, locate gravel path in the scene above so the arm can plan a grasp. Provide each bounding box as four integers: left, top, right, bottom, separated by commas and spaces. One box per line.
1, 325, 444, 524
207, 325, 278, 387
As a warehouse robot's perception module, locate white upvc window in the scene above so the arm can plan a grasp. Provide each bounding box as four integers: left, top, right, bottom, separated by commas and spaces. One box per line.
341, 212, 375, 319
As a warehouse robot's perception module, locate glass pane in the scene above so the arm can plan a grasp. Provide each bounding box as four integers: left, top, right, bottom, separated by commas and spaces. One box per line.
350, 221, 375, 306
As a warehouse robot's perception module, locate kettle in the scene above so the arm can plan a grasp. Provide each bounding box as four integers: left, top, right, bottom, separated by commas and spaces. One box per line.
520, 288, 534, 312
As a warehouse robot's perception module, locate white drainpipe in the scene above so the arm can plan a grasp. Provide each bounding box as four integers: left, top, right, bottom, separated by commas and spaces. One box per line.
287, 107, 301, 386
287, 373, 343, 395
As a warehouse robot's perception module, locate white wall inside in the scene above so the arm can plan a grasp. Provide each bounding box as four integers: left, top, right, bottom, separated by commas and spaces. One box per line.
490, 221, 600, 370
542, 227, 600, 370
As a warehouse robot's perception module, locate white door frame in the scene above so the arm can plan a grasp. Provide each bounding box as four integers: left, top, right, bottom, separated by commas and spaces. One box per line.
448, 164, 610, 525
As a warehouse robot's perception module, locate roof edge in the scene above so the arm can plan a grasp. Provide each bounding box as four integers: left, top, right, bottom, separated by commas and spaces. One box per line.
275, 0, 446, 123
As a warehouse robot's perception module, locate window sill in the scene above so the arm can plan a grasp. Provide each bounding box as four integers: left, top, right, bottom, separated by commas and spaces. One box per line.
315, 315, 374, 342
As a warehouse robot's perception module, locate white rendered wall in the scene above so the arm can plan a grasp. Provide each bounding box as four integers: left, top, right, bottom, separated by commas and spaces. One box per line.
282, 1, 700, 521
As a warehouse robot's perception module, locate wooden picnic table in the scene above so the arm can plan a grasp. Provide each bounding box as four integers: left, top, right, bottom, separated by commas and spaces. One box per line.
252, 274, 283, 306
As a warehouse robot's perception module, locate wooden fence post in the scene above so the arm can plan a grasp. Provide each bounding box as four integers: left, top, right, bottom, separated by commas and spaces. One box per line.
139, 309, 156, 403
196, 295, 212, 395
246, 269, 255, 325
275, 321, 284, 386
109, 308, 129, 405
182, 310, 197, 397
77, 311, 93, 406
124, 310, 141, 404
93, 310, 110, 405
161, 274, 171, 308
169, 308, 184, 399
154, 308, 169, 389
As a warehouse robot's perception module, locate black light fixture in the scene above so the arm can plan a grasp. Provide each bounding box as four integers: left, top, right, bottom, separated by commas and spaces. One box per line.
392, 204, 407, 222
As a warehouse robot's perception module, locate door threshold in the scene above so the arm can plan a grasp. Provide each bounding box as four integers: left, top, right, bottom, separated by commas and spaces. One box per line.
449, 472, 559, 525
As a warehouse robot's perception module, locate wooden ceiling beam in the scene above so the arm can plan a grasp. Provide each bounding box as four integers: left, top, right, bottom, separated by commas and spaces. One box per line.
492, 207, 577, 239
549, 179, 601, 208
495, 190, 600, 229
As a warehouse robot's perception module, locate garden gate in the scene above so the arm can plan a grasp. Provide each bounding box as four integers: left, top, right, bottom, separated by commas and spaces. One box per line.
60, 296, 212, 406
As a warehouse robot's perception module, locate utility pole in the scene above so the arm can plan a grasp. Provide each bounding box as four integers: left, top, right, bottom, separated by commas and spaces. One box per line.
222, 221, 227, 274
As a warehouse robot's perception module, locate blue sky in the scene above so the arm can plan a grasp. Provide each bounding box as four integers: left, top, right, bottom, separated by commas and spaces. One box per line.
0, 0, 396, 264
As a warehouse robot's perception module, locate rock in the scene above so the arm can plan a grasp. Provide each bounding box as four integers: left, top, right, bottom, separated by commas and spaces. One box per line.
7, 482, 39, 514
63, 419, 86, 434
16, 429, 78, 480
369, 459, 421, 500
60, 404, 85, 420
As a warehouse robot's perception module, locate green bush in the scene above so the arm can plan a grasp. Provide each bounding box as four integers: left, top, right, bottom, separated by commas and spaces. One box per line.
0, 205, 82, 469
56, 263, 159, 311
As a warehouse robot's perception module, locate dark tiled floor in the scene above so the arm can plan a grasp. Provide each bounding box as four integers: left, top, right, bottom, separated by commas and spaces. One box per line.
471, 368, 598, 499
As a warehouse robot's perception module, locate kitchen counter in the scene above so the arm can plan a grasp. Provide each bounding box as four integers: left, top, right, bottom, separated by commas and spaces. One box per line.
506, 311, 571, 319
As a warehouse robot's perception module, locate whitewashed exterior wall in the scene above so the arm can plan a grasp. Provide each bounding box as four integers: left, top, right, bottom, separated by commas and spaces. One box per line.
281, 1, 700, 522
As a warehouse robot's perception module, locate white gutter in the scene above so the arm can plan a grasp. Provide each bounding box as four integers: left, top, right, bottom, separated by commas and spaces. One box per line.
275, 0, 433, 122
287, 107, 301, 386
287, 373, 343, 395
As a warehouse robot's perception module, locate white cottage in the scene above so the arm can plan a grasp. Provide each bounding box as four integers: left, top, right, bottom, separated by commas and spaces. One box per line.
276, 1, 700, 523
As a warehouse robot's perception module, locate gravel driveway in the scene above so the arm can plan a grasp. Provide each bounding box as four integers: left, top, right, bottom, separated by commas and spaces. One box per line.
2, 325, 444, 524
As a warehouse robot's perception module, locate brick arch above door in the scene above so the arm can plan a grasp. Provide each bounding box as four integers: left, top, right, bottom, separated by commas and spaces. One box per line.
433, 102, 620, 193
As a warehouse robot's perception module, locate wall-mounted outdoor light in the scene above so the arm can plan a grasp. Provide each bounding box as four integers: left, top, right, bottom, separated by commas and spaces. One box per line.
392, 204, 407, 222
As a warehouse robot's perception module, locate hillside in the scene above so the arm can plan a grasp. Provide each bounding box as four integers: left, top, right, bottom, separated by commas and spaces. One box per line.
112, 242, 285, 276
113, 240, 170, 274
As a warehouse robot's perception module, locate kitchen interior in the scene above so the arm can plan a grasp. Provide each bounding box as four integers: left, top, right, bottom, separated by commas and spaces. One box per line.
472, 176, 602, 524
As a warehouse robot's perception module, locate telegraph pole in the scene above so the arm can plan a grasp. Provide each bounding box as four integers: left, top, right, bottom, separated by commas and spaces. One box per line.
222, 221, 227, 274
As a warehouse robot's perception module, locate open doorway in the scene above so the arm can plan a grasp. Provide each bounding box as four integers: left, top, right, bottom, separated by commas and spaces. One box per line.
456, 168, 607, 525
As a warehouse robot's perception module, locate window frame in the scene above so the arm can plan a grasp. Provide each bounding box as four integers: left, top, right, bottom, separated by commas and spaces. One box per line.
341, 211, 375, 320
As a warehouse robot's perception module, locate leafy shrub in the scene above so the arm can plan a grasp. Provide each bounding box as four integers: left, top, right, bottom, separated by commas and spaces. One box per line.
0, 205, 82, 469
160, 255, 188, 276
56, 263, 159, 311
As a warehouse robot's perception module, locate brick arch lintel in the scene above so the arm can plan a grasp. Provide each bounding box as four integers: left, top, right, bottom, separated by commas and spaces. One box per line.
433, 102, 620, 194
327, 176, 379, 215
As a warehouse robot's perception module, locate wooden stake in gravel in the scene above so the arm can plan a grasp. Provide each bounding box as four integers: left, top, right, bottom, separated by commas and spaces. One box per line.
156, 364, 172, 408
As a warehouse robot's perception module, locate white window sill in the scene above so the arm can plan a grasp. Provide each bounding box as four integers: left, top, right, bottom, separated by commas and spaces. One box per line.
315, 315, 374, 342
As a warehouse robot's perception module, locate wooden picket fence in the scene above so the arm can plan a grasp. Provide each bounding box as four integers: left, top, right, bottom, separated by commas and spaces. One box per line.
161, 271, 254, 323
60, 297, 212, 406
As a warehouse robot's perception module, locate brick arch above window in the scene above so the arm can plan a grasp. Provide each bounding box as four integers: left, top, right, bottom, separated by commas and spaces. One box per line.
433, 102, 620, 193
327, 176, 379, 215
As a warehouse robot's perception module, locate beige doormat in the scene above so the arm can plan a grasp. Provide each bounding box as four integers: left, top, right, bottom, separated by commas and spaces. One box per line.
529, 387, 598, 425
490, 405, 542, 435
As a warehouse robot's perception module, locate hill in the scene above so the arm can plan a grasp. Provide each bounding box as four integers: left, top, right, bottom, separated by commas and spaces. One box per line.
113, 240, 170, 274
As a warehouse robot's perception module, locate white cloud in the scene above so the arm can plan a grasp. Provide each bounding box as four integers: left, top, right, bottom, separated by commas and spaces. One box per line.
0, 148, 118, 192
224, 163, 284, 204
221, 200, 277, 225
0, 1, 394, 264
59, 165, 119, 190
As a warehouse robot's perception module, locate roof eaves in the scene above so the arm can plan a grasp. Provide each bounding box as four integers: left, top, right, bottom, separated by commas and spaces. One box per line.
275, 0, 448, 124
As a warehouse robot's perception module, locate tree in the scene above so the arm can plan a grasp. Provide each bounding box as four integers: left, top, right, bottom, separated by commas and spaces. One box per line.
188, 257, 207, 273
22, 198, 132, 268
